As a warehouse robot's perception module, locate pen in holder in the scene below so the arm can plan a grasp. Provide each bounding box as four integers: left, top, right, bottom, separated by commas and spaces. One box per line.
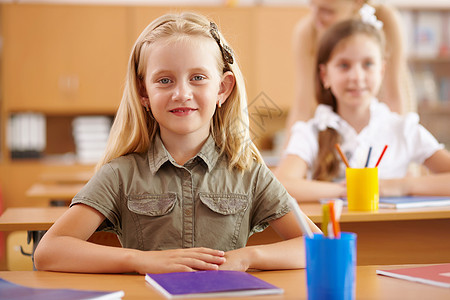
335, 144, 386, 212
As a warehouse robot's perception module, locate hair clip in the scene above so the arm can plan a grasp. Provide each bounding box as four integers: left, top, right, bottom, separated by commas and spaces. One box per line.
210, 22, 234, 65
359, 4, 383, 30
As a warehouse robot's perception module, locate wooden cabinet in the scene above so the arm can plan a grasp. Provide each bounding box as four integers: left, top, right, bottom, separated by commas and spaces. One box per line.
2, 4, 129, 114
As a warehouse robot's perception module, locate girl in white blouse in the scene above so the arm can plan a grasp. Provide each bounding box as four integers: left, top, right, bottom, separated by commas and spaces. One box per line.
275, 19, 450, 202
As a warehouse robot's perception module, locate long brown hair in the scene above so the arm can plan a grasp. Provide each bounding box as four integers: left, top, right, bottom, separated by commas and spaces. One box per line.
313, 19, 385, 181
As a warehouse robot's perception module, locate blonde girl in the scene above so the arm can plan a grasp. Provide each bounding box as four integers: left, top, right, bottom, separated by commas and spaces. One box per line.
35, 12, 319, 274
276, 19, 450, 202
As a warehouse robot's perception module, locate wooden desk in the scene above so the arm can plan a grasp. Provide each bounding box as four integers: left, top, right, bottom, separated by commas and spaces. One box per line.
2, 204, 450, 266
39, 170, 93, 184
1, 265, 449, 299
25, 183, 84, 205
0, 207, 67, 231
249, 203, 450, 265
0, 207, 120, 267
0, 207, 68, 269
0, 208, 122, 246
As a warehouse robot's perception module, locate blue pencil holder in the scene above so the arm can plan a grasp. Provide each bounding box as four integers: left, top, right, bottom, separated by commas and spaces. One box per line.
305, 232, 357, 300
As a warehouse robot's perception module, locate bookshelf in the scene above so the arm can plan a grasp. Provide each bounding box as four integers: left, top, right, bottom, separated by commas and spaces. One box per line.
399, 6, 450, 148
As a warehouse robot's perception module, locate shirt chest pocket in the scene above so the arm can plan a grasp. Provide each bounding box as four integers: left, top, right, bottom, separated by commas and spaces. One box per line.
126, 193, 179, 251
198, 193, 249, 215
127, 193, 177, 216
197, 193, 250, 250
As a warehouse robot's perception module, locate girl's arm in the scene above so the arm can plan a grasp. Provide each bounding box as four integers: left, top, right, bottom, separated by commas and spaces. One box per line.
219, 211, 320, 271
34, 204, 226, 274
380, 149, 450, 196
377, 4, 410, 114
274, 154, 346, 202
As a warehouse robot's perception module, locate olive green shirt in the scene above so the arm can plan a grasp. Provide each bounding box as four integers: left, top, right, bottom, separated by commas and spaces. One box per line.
71, 134, 292, 251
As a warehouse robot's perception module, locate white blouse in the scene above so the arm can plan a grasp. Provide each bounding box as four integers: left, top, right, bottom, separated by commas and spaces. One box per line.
284, 99, 443, 180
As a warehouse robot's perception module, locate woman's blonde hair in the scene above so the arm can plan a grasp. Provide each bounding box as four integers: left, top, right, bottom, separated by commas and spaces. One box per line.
96, 12, 262, 172
313, 19, 385, 181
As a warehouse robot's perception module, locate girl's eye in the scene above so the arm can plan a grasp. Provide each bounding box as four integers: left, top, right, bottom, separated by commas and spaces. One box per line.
338, 63, 349, 69
318, 7, 335, 17
364, 61, 374, 68
192, 75, 205, 81
159, 78, 172, 84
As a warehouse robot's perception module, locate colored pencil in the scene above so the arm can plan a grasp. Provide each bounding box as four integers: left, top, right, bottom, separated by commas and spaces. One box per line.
365, 147, 372, 168
329, 201, 341, 239
334, 144, 350, 168
375, 145, 388, 167
288, 198, 313, 238
321, 203, 329, 237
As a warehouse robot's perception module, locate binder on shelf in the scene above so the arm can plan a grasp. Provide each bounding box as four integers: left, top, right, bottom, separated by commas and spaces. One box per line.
414, 11, 443, 58
72, 116, 112, 164
7, 113, 46, 159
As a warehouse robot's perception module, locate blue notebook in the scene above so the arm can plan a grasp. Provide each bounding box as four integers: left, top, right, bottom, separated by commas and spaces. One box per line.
145, 270, 283, 298
0, 278, 124, 300
320, 196, 450, 209
378, 196, 450, 209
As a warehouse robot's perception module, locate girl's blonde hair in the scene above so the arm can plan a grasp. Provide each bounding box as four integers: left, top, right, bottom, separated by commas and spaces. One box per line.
313, 19, 385, 181
96, 12, 262, 172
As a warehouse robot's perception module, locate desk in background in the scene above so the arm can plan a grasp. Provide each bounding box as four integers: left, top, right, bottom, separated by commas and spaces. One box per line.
1, 204, 449, 266
1, 265, 449, 299
0, 207, 66, 232
25, 170, 91, 206
0, 207, 120, 269
25, 183, 84, 206
248, 202, 450, 265
38, 170, 93, 184
0, 207, 120, 246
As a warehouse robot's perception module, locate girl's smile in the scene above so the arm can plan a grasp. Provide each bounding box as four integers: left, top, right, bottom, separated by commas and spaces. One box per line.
346, 87, 368, 97
169, 106, 198, 116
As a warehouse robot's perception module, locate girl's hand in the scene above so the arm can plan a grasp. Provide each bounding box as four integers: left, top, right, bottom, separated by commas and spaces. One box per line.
337, 180, 347, 198
134, 247, 226, 274
218, 248, 251, 272
379, 178, 408, 197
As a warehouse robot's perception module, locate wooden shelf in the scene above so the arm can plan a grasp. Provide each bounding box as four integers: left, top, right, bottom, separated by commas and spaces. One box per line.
418, 102, 450, 115
394, 1, 450, 10
409, 56, 450, 64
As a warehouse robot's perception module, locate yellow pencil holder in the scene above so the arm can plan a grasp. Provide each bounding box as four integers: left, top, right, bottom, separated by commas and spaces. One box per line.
346, 167, 379, 211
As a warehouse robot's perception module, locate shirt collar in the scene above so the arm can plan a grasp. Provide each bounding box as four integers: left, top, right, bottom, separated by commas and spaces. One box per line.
196, 134, 220, 172
148, 133, 220, 174
314, 98, 381, 135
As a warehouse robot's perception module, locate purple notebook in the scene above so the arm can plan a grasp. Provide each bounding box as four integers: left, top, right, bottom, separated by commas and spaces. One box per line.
145, 270, 283, 298
0, 278, 124, 300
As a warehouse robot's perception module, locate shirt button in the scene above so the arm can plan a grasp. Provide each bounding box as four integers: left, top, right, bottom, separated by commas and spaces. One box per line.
185, 209, 192, 216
